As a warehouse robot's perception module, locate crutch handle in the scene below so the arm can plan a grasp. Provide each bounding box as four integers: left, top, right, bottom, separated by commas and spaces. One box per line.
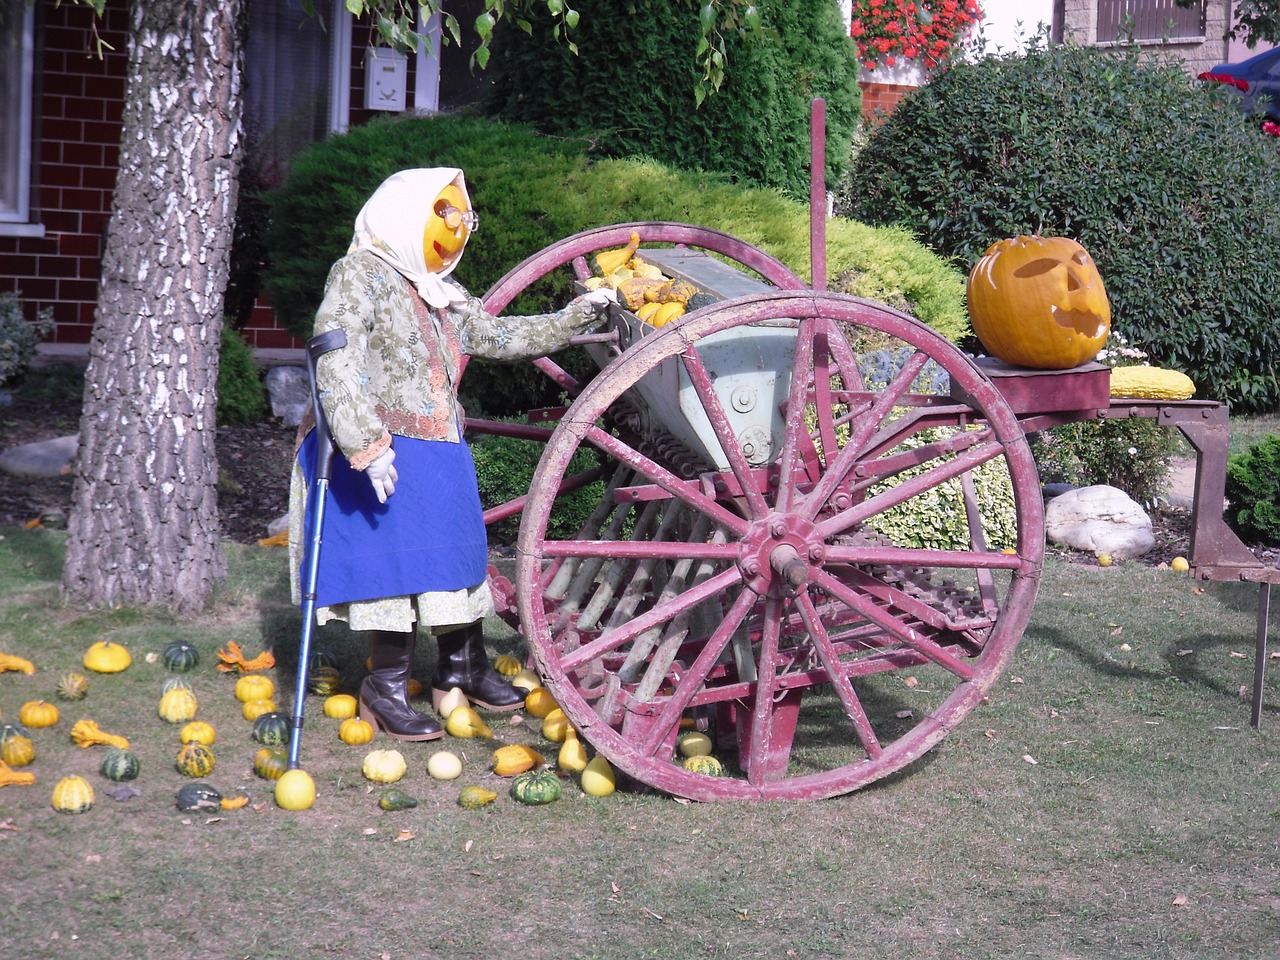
305, 328, 348, 481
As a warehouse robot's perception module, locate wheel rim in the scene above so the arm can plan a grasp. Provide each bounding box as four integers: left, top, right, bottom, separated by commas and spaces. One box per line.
517, 292, 1044, 800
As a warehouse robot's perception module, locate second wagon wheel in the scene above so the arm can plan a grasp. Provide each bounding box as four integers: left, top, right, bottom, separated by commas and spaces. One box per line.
515, 288, 1045, 801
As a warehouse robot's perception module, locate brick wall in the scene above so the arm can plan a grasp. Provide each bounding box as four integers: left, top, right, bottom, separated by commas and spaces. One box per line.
858, 81, 917, 122
0, 2, 129, 344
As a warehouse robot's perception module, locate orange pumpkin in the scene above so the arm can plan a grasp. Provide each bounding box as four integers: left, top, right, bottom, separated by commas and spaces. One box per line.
966, 235, 1111, 370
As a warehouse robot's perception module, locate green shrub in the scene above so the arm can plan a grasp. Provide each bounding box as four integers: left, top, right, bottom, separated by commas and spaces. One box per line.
0, 291, 54, 388
480, 0, 862, 201
841, 41, 1280, 412
216, 324, 266, 425
469, 423, 604, 542
263, 113, 967, 351
1225, 435, 1280, 544
1030, 418, 1177, 507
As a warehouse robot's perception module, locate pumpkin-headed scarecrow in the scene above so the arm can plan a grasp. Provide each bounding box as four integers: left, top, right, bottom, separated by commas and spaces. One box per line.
289, 168, 615, 741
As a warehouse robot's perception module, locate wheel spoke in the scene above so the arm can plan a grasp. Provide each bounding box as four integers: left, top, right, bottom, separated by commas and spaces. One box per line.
580, 423, 748, 535
810, 568, 977, 680
680, 343, 770, 520
775, 314, 817, 512
746, 596, 785, 788
793, 588, 882, 759
635, 588, 757, 758
559, 566, 742, 674
816, 439, 1007, 541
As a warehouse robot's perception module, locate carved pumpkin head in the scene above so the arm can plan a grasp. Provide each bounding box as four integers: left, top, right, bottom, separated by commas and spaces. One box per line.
966, 235, 1111, 370
422, 181, 476, 274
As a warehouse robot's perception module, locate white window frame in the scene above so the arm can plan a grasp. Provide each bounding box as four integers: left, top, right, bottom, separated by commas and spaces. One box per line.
414, 8, 444, 114
328, 0, 352, 133
0, 4, 42, 237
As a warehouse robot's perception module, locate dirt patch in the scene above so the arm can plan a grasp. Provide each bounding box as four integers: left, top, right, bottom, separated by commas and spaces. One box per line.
0, 365, 297, 544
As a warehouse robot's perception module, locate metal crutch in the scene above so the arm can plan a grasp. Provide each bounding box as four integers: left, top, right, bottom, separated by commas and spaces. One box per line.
287, 328, 348, 770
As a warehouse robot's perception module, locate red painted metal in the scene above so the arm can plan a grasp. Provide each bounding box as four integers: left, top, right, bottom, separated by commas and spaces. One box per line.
507, 290, 1044, 800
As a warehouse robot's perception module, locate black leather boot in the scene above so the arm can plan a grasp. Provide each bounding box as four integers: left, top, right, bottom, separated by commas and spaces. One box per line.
359, 630, 443, 741
431, 622, 524, 713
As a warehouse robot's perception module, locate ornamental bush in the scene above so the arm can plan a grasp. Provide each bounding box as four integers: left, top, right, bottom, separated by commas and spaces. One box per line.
479, 0, 862, 200
841, 41, 1280, 413
1225, 436, 1280, 545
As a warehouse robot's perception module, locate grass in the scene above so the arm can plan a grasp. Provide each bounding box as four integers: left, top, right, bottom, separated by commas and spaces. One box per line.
1, 528, 1278, 959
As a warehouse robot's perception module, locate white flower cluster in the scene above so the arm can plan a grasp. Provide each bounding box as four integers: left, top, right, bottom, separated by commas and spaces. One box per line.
1094, 331, 1147, 369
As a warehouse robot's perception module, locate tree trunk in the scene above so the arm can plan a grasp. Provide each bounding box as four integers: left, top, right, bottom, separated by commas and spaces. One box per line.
61, 0, 244, 613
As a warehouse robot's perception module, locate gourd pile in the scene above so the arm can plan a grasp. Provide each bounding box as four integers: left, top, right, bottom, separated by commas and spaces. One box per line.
583, 232, 717, 329
0, 635, 736, 818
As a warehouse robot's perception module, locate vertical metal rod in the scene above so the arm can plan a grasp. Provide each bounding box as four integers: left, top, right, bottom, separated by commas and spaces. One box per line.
1252, 582, 1271, 729
810, 97, 827, 292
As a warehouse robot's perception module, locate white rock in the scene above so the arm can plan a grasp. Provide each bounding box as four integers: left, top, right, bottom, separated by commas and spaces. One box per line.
1044, 484, 1155, 559
264, 366, 311, 427
0, 434, 79, 478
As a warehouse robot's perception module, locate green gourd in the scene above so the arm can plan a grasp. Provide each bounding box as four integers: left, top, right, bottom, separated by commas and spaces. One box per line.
100, 747, 141, 782
251, 711, 291, 747
162, 640, 201, 673
509, 768, 563, 805
378, 788, 419, 811
175, 741, 216, 778
175, 781, 222, 811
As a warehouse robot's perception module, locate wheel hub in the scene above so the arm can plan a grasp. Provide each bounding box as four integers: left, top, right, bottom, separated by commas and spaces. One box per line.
738, 515, 823, 596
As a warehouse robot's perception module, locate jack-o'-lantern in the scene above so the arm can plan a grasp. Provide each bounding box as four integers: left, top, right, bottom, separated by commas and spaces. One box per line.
966, 235, 1110, 370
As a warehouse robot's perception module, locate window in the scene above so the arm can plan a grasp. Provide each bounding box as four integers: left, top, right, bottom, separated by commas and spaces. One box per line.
1096, 0, 1206, 43
243, 0, 349, 188
0, 1, 37, 231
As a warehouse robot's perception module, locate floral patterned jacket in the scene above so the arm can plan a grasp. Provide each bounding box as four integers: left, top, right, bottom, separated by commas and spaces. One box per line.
313, 250, 605, 470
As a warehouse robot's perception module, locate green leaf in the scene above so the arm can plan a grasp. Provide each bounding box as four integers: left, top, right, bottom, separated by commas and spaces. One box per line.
474, 11, 494, 40
475, 45, 491, 69
565, 8, 579, 29
444, 13, 461, 45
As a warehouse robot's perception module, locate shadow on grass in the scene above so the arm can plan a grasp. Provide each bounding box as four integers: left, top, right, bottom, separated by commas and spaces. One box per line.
1032, 620, 1276, 724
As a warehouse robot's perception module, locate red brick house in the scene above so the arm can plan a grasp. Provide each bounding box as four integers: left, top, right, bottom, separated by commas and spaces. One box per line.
0, 0, 484, 350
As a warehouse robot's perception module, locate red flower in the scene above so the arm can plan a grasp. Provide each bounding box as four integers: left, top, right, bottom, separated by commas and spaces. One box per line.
852, 0, 980, 71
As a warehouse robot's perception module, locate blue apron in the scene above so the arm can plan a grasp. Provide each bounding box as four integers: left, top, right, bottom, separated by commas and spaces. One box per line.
298, 430, 489, 607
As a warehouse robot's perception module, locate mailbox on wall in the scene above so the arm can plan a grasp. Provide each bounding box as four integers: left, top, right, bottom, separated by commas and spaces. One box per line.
364, 48, 407, 112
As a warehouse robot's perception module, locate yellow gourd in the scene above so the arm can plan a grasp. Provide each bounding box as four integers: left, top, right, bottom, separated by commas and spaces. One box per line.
648, 301, 686, 329
492, 655, 523, 677
83, 640, 132, 674
1108, 365, 1195, 400
180, 721, 216, 745
362, 748, 408, 783
581, 755, 616, 797
541, 707, 573, 743
595, 232, 641, 276
0, 759, 36, 788
18, 700, 59, 729
274, 769, 316, 810
558, 728, 588, 773
234, 674, 275, 703
524, 687, 558, 719
445, 705, 493, 739
69, 719, 130, 749
322, 694, 358, 719
677, 730, 713, 758
158, 687, 198, 724
338, 717, 375, 745
491, 744, 544, 776
510, 669, 542, 693
458, 785, 498, 809
0, 652, 36, 675
241, 699, 277, 722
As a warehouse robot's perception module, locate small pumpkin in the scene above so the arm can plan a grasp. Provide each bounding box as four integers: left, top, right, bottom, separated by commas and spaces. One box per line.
241, 698, 278, 722
323, 694, 358, 719
52, 774, 94, 813
18, 699, 59, 729
251, 711, 291, 747
56, 671, 90, 701
161, 676, 193, 693
1, 731, 35, 767
523, 687, 558, 719
510, 768, 563, 805
493, 654, 523, 677
361, 748, 408, 784
682, 754, 724, 777
100, 747, 141, 782
378, 788, 419, 811
158, 687, 198, 724
175, 781, 222, 811
83, 640, 132, 674
253, 746, 290, 781
179, 720, 217, 745
274, 769, 316, 810
307, 666, 343, 696
162, 640, 200, 673
175, 740, 216, 778
234, 674, 275, 703
338, 716, 375, 746
458, 785, 498, 809
967, 235, 1111, 370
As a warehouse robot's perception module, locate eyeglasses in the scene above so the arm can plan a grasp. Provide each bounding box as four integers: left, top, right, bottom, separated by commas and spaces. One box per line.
438, 204, 479, 233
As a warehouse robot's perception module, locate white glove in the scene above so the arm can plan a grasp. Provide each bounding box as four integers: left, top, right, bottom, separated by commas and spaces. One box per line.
582, 287, 618, 310
365, 447, 398, 504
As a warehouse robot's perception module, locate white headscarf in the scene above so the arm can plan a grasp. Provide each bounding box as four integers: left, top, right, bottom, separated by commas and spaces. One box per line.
349, 167, 472, 308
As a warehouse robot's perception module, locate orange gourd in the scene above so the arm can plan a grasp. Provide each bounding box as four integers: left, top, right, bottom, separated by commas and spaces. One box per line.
966, 235, 1110, 370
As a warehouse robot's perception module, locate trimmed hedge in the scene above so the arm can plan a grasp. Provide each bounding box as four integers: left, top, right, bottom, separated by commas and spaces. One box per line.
842, 42, 1280, 413
262, 113, 968, 348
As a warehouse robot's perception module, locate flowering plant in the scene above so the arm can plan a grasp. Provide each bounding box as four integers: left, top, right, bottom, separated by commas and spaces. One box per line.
851, 0, 983, 72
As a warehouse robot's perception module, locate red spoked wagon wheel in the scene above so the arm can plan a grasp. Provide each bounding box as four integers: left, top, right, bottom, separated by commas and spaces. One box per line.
483, 226, 1043, 800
